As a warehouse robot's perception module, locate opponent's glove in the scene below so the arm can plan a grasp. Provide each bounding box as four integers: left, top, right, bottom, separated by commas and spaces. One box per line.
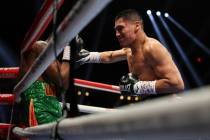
62, 35, 89, 61
119, 73, 156, 95
62, 34, 82, 62
74, 35, 101, 65
75, 35, 85, 55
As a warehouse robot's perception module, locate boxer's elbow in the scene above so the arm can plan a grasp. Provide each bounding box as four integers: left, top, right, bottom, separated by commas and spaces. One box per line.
177, 80, 185, 92
170, 78, 185, 93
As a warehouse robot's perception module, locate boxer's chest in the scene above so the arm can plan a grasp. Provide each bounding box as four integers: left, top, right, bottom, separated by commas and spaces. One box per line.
127, 51, 156, 80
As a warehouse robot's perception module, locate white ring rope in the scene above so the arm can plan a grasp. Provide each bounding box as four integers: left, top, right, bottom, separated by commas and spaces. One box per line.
62, 103, 116, 114
12, 86, 210, 140
0, 93, 115, 113
13, 0, 112, 102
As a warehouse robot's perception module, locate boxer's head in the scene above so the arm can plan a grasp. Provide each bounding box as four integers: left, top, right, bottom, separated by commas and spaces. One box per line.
23, 40, 48, 66
114, 9, 143, 47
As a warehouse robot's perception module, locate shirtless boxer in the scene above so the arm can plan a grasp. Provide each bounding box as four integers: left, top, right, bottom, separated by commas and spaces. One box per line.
76, 9, 184, 97
21, 40, 70, 126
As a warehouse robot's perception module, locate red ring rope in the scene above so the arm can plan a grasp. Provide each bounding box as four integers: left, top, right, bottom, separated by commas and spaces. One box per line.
0, 67, 120, 100
0, 77, 120, 104
0, 78, 120, 105
0, 123, 12, 137
0, 67, 19, 78
74, 78, 120, 94
21, 0, 64, 53
0, 123, 24, 140
0, 94, 14, 104
0, 123, 13, 133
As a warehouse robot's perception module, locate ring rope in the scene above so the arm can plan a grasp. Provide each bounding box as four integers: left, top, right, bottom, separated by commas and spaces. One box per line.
0, 103, 115, 138
0, 94, 14, 104
13, 0, 112, 102
0, 78, 120, 105
0, 123, 14, 136
11, 86, 210, 139
0, 67, 120, 94
21, 0, 64, 54
0, 67, 19, 79
74, 78, 120, 94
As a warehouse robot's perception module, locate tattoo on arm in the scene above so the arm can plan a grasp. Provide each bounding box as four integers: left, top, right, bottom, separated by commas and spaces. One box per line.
110, 52, 113, 59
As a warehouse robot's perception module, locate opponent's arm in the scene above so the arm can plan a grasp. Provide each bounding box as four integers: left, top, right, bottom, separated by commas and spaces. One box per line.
43, 44, 70, 89
23, 40, 70, 89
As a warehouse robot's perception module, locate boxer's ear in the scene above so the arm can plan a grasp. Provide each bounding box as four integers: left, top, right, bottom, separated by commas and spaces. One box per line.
134, 21, 141, 32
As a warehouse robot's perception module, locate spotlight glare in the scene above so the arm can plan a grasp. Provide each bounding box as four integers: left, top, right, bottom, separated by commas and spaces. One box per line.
135, 96, 139, 101
127, 96, 131, 101
85, 92, 89, 96
156, 11, 161, 16
120, 95, 124, 100
164, 13, 169, 17
147, 10, 152, 15
77, 91, 81, 96
196, 56, 203, 64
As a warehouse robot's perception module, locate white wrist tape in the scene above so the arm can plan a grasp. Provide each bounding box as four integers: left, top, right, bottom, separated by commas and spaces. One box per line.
133, 81, 156, 95
62, 45, 71, 61
88, 52, 101, 63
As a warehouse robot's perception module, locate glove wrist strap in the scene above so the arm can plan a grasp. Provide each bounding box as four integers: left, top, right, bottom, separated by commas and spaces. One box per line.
133, 81, 156, 95
62, 46, 71, 61
88, 52, 101, 63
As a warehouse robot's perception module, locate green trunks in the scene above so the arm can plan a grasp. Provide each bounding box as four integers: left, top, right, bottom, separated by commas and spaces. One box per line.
23, 80, 62, 126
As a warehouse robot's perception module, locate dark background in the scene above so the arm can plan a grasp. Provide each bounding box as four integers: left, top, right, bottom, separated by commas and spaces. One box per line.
0, 0, 210, 122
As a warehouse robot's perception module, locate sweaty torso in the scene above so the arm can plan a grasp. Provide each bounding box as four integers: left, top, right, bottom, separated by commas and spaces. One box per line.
127, 38, 157, 81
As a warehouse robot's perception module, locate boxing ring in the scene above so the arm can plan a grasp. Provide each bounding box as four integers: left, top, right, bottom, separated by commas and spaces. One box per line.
1, 0, 210, 139
2, 86, 210, 140
0, 67, 118, 113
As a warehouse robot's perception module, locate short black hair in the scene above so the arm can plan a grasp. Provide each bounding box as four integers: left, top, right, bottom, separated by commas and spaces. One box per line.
115, 9, 143, 22
115, 9, 144, 29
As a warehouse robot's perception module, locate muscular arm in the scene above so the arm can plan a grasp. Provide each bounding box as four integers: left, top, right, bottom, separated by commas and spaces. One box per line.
44, 60, 70, 89
99, 48, 128, 63
33, 41, 70, 89
147, 42, 184, 94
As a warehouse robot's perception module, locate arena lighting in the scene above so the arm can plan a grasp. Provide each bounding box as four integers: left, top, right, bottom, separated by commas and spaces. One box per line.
156, 11, 161, 16
146, 12, 189, 89
0, 40, 17, 66
166, 15, 210, 55
13, 0, 112, 100
146, 10, 152, 15
158, 15, 203, 86
164, 13, 169, 17
196, 56, 203, 64
146, 11, 167, 47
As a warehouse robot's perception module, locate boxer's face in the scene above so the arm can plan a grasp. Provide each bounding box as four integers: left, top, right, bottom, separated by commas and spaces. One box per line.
115, 18, 137, 47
